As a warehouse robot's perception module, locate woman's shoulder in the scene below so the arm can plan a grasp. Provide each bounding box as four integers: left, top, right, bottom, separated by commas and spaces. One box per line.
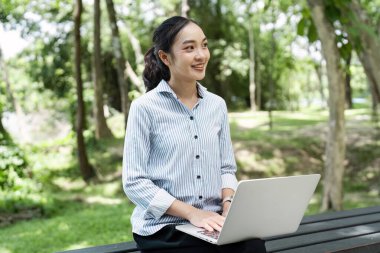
203, 89, 226, 106
131, 90, 159, 106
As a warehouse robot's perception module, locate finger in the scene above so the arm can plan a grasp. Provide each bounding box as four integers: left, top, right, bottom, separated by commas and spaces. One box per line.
211, 222, 223, 232
207, 219, 223, 232
212, 215, 225, 225
203, 223, 214, 232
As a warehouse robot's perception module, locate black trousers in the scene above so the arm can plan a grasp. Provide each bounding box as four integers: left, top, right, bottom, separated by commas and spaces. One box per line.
133, 225, 267, 253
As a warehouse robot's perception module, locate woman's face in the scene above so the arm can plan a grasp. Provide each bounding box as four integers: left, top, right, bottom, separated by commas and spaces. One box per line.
160, 22, 210, 83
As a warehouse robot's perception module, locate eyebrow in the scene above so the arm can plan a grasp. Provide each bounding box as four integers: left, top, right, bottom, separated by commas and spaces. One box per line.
182, 37, 208, 45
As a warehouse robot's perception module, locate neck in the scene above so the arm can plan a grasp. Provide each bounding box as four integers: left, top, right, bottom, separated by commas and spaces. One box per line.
168, 77, 197, 99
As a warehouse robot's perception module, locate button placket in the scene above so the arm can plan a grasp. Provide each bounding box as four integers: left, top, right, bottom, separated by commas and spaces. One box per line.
189, 113, 203, 202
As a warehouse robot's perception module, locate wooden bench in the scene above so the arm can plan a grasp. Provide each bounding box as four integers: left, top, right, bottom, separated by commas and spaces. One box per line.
57, 206, 380, 253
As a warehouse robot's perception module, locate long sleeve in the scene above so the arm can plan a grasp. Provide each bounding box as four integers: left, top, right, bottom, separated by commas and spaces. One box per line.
219, 101, 238, 191
122, 101, 176, 220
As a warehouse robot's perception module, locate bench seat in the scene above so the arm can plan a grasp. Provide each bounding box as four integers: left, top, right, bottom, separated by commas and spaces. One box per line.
57, 206, 380, 253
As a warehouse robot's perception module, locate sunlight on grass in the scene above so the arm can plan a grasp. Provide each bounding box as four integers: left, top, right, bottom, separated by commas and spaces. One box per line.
85, 195, 122, 205
0, 202, 134, 253
0, 247, 12, 253
107, 114, 125, 138
63, 242, 92, 252
53, 178, 86, 191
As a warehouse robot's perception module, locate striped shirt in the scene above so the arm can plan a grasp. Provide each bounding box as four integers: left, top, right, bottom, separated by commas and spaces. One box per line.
122, 80, 238, 236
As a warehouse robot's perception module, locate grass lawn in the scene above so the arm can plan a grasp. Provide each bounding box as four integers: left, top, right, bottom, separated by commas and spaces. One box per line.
0, 200, 134, 253
1, 109, 379, 253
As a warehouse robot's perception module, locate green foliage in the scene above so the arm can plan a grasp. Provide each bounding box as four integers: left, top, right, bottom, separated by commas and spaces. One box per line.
0, 133, 27, 190
297, 14, 318, 43
0, 128, 52, 214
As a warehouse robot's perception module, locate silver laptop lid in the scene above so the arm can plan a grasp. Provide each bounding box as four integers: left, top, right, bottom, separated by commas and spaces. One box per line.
217, 174, 320, 245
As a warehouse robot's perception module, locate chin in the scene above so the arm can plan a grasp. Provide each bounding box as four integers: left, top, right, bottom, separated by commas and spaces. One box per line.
194, 73, 206, 81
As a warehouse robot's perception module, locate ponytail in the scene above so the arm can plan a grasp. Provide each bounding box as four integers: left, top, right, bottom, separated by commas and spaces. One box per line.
143, 47, 170, 92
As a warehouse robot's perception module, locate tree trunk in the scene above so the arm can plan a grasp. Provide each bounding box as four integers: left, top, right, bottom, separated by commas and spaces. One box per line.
105, 0, 130, 127
339, 1, 380, 119
307, 0, 346, 211
181, 0, 189, 17
125, 61, 144, 93
347, 2, 380, 98
123, 27, 145, 93
124, 26, 144, 67
0, 108, 6, 137
74, 0, 97, 182
357, 51, 380, 121
0, 47, 24, 117
345, 53, 353, 109
93, 0, 113, 139
314, 62, 327, 109
248, 16, 256, 111
255, 41, 261, 111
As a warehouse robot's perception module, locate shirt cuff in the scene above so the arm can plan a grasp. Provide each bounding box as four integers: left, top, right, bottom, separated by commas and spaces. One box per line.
144, 188, 176, 220
221, 173, 238, 191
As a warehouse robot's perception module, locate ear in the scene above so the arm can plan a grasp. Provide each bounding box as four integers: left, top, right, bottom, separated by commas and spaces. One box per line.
158, 50, 171, 67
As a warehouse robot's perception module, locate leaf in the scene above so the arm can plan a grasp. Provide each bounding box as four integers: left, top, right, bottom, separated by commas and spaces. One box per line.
307, 22, 319, 43
297, 17, 307, 36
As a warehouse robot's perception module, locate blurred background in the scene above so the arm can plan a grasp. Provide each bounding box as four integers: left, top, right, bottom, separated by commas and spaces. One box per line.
0, 0, 379, 252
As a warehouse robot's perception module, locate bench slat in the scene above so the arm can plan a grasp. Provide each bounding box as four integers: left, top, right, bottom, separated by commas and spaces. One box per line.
266, 223, 380, 252
268, 233, 380, 253
301, 206, 380, 224
266, 213, 380, 240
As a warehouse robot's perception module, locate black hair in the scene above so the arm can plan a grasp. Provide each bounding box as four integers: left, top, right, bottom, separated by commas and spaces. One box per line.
143, 16, 198, 91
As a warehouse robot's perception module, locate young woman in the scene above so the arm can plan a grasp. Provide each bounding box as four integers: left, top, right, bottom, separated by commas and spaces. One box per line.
122, 16, 267, 253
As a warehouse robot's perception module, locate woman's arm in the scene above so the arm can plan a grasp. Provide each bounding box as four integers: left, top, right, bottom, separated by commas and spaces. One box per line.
166, 199, 225, 232
219, 100, 238, 191
123, 101, 176, 220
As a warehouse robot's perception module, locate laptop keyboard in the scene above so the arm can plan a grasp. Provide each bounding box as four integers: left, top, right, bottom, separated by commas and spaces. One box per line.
197, 229, 220, 240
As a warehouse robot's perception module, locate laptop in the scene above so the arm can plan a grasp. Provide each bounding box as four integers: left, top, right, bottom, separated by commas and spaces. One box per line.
176, 174, 320, 245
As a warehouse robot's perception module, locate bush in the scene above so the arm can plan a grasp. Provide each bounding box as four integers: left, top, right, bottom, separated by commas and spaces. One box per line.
0, 131, 51, 214
0, 135, 28, 190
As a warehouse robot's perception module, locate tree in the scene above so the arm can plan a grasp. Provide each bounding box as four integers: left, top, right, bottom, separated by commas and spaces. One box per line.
181, 0, 190, 17
344, 52, 353, 109
0, 47, 23, 116
93, 0, 113, 139
336, 1, 380, 116
247, 2, 257, 111
74, 0, 97, 182
307, 0, 346, 211
105, 0, 130, 127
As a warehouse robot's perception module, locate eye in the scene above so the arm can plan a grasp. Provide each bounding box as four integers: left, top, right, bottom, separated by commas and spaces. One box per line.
184, 46, 194, 51
203, 42, 208, 48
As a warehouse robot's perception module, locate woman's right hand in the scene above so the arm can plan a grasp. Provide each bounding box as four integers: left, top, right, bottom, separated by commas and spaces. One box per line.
187, 209, 225, 232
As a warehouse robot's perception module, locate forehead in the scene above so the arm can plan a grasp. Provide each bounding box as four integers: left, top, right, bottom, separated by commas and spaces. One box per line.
174, 22, 206, 44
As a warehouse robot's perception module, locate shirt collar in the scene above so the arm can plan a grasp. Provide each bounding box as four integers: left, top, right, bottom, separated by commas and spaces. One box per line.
155, 79, 207, 99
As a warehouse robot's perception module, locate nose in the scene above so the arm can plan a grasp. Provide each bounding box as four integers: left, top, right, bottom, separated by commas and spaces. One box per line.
195, 48, 208, 61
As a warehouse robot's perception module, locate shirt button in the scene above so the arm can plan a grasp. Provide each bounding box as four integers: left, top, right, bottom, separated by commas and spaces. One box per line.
199, 196, 203, 199
190, 116, 194, 120
197, 175, 201, 179
195, 155, 200, 159
194, 135, 198, 139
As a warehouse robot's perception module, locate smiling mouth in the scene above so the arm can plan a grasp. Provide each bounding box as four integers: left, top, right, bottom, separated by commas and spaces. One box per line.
192, 64, 206, 71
